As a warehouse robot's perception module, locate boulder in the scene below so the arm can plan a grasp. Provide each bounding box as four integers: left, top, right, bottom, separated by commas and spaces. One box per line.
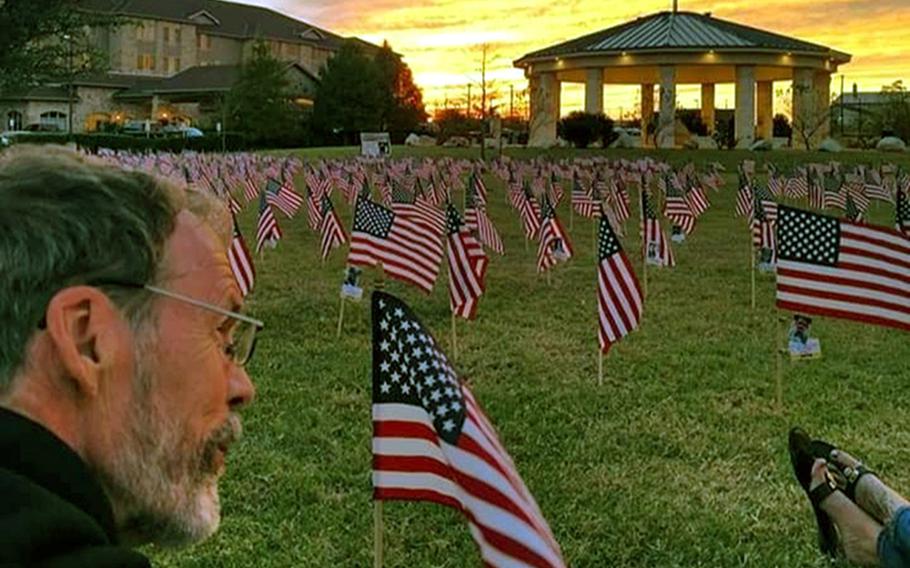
442, 136, 470, 148
876, 136, 907, 152
818, 138, 843, 152
404, 133, 420, 146
609, 132, 640, 149
750, 138, 773, 152
682, 138, 698, 150
694, 136, 719, 150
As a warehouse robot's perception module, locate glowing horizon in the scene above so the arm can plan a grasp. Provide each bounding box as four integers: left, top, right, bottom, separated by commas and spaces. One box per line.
238, 0, 909, 119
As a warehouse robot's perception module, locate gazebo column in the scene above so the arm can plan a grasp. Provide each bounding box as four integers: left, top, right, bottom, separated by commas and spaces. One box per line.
584, 68, 604, 115
734, 65, 756, 148
528, 71, 561, 148
814, 72, 831, 142
756, 81, 774, 141
700, 83, 715, 134
792, 67, 815, 149
640, 83, 654, 147
657, 65, 676, 148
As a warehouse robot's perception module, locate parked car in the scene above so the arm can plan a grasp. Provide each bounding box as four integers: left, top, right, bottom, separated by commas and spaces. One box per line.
162, 125, 204, 138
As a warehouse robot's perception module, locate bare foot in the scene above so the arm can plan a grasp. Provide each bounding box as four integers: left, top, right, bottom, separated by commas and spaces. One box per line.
811, 459, 882, 566
830, 448, 910, 526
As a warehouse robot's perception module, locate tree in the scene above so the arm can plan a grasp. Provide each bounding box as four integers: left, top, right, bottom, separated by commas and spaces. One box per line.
877, 81, 910, 142
0, 0, 117, 91
374, 41, 427, 140
224, 41, 305, 145
312, 42, 382, 145
557, 112, 613, 149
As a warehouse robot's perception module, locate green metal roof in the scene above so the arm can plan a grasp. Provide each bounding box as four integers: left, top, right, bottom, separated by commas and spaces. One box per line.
516, 11, 850, 63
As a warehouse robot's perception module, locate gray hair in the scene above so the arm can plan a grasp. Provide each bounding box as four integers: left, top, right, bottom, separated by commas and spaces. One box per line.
0, 146, 196, 392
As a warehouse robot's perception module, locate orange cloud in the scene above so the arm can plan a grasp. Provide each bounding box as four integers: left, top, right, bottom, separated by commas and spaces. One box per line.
244, 0, 910, 117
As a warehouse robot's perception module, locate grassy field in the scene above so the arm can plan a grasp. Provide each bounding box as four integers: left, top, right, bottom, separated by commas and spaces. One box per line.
150, 147, 910, 567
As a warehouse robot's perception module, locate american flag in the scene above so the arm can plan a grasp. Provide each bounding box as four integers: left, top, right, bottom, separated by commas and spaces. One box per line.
228, 216, 255, 297
664, 175, 696, 235
305, 187, 324, 231
864, 169, 893, 203
571, 174, 597, 218
265, 178, 303, 218
808, 168, 825, 210
735, 184, 754, 218
370, 292, 567, 568
348, 197, 443, 294
685, 185, 710, 217
897, 189, 910, 236
641, 191, 675, 267
776, 206, 909, 332
255, 192, 282, 253
787, 173, 809, 199
228, 195, 242, 216
518, 185, 542, 240
318, 194, 347, 260
243, 176, 260, 202
536, 197, 574, 273
596, 211, 643, 353
468, 169, 488, 207
465, 188, 504, 255
845, 193, 864, 223
446, 204, 489, 320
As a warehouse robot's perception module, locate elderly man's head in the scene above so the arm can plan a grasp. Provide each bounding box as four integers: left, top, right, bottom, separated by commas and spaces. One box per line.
0, 146, 255, 546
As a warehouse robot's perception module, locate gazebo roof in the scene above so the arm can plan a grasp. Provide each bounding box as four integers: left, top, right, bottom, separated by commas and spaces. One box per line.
516, 11, 850, 64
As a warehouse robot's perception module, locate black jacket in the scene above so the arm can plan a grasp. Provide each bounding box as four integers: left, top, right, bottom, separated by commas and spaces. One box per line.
0, 407, 150, 567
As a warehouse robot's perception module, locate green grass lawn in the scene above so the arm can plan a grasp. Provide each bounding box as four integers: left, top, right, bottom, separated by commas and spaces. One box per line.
149, 147, 910, 567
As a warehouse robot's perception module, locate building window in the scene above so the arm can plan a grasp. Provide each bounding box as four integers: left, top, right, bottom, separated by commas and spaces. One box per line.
175, 28, 182, 45
137, 53, 155, 71
135, 24, 155, 42
197, 34, 212, 50
39, 111, 67, 131
174, 57, 181, 72
6, 110, 22, 130
163, 27, 170, 43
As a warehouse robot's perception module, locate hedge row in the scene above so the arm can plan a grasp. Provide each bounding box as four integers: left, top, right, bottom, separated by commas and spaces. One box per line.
4, 132, 296, 153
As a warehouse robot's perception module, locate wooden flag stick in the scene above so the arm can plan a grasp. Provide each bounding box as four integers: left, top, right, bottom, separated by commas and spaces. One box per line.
750, 247, 756, 310
774, 316, 788, 412
598, 350, 604, 387
336, 295, 346, 339
642, 252, 649, 299
569, 201, 574, 230
374, 500, 384, 568
451, 311, 458, 362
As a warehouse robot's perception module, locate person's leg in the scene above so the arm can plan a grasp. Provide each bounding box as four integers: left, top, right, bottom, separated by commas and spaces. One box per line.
877, 507, 910, 568
810, 459, 882, 566
829, 448, 910, 527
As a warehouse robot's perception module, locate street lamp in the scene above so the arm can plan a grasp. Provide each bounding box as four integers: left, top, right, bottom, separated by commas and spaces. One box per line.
63, 33, 74, 136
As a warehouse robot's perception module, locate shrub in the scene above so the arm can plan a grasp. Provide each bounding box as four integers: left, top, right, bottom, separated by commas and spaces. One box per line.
557, 112, 614, 149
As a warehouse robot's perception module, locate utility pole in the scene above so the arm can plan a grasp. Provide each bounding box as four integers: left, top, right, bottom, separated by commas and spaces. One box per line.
840, 75, 845, 136
480, 43, 488, 161
466, 84, 472, 118
510, 84, 514, 119
64, 33, 74, 136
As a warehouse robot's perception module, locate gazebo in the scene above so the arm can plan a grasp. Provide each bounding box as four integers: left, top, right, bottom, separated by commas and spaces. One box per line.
514, 8, 851, 148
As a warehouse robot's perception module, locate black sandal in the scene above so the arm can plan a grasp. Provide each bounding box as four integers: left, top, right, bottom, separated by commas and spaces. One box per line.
789, 427, 840, 558
807, 437, 877, 502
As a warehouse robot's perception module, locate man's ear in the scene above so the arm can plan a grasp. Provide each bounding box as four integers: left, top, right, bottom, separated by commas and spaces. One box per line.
44, 287, 124, 399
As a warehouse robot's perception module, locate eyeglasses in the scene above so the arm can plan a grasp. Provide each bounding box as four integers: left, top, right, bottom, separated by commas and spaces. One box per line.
144, 285, 264, 367
39, 282, 264, 367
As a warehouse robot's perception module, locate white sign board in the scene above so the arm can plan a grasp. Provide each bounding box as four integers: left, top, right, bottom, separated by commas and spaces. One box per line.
360, 132, 391, 158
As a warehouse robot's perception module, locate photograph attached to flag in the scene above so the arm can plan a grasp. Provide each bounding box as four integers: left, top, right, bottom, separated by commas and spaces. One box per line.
446, 204, 489, 320
537, 198, 574, 273
371, 292, 567, 568
597, 214, 643, 354
347, 197, 443, 293
228, 216, 255, 297
641, 191, 675, 268
776, 206, 909, 332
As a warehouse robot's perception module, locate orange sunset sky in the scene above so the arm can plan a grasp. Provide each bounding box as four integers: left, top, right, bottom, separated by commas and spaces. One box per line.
240, 0, 909, 119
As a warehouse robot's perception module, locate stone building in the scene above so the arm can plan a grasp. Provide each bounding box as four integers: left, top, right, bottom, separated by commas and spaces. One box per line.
0, 0, 374, 133
514, 9, 851, 149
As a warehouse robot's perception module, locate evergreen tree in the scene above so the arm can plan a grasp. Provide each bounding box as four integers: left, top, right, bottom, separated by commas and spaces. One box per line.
312, 42, 381, 144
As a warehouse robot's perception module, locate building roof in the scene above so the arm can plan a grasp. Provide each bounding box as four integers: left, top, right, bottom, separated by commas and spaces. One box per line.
0, 86, 74, 102
516, 11, 850, 64
113, 62, 318, 99
78, 0, 371, 51
832, 92, 902, 106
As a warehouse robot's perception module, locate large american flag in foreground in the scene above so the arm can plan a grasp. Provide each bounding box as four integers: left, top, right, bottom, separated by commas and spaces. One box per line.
228, 216, 255, 297
597, 212, 642, 353
776, 206, 909, 332
371, 292, 567, 568
348, 197, 443, 293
